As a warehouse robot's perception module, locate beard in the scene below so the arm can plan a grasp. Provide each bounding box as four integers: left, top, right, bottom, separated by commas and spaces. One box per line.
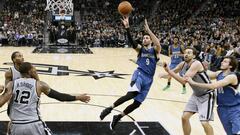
184, 56, 189, 61
220, 66, 227, 71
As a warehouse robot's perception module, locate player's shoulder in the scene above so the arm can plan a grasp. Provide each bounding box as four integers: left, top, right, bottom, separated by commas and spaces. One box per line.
215, 70, 222, 75
191, 60, 202, 66
38, 81, 50, 88
5, 68, 12, 77
228, 72, 238, 78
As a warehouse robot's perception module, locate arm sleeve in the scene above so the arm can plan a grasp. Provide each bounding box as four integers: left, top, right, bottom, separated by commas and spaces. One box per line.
47, 89, 76, 101
126, 28, 138, 49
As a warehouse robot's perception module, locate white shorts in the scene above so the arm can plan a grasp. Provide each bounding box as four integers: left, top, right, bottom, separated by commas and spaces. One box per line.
184, 91, 215, 121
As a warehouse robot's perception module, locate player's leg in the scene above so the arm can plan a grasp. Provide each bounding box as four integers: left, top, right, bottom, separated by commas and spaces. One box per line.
163, 76, 171, 91
201, 121, 214, 135
100, 70, 142, 120
182, 95, 198, 135
181, 84, 186, 94
110, 75, 151, 130
163, 64, 175, 91
100, 91, 138, 120
198, 92, 215, 135
110, 100, 141, 130
179, 70, 186, 94
182, 111, 194, 135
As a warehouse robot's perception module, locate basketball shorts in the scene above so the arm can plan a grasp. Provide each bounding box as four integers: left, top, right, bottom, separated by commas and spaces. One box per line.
184, 92, 215, 121
217, 104, 240, 135
128, 70, 153, 103
10, 120, 52, 135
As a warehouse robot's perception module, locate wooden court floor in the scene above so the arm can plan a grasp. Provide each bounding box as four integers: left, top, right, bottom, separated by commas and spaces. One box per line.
0, 47, 225, 135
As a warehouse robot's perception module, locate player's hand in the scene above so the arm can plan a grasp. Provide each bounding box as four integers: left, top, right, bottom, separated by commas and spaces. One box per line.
121, 16, 129, 28
185, 76, 194, 84
162, 62, 169, 72
76, 94, 90, 103
0, 85, 4, 94
144, 19, 150, 33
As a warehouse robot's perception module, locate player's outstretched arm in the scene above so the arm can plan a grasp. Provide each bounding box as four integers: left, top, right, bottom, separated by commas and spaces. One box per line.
39, 81, 90, 103
164, 61, 200, 85
121, 16, 141, 52
162, 62, 185, 82
187, 74, 237, 90
144, 19, 161, 53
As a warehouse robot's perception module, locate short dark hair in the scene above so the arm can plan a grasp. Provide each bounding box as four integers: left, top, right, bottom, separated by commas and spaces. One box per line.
19, 62, 32, 74
224, 56, 238, 72
143, 32, 152, 38
184, 46, 198, 56
11, 51, 20, 62
143, 32, 150, 36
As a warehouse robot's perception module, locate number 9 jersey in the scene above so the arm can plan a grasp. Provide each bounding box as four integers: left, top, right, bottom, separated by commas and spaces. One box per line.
136, 47, 159, 77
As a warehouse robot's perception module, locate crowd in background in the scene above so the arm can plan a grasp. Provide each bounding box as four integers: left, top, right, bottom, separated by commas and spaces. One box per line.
0, 0, 45, 46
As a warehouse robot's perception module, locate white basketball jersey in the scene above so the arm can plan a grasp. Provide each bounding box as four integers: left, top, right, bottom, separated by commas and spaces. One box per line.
10, 66, 21, 81
9, 78, 41, 124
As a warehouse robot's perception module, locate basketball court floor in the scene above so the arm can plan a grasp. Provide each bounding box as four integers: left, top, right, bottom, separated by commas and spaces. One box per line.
0, 47, 225, 135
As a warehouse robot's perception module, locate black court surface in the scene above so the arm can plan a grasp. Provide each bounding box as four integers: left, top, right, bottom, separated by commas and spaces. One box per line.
0, 121, 170, 135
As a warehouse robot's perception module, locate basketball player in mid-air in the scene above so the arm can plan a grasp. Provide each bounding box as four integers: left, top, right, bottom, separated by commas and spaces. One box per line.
0, 62, 91, 135
161, 37, 186, 94
100, 16, 161, 130
187, 56, 240, 135
160, 47, 215, 135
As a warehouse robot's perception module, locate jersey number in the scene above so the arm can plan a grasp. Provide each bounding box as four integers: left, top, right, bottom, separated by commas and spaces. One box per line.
146, 58, 150, 65
174, 54, 179, 59
14, 90, 30, 104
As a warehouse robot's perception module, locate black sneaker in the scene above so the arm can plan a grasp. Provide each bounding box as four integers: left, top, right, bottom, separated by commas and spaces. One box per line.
100, 107, 112, 120
110, 114, 122, 130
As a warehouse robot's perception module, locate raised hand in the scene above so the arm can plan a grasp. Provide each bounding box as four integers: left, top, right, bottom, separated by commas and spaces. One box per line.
144, 19, 150, 33
121, 16, 129, 28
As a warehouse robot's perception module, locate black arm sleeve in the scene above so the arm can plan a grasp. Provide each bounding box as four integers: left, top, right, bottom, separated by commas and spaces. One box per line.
47, 89, 76, 101
126, 28, 138, 49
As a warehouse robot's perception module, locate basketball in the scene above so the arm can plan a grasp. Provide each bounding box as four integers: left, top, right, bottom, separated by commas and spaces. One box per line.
118, 1, 133, 16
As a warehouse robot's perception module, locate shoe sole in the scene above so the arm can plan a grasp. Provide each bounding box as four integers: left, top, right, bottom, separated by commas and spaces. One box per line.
109, 118, 114, 130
